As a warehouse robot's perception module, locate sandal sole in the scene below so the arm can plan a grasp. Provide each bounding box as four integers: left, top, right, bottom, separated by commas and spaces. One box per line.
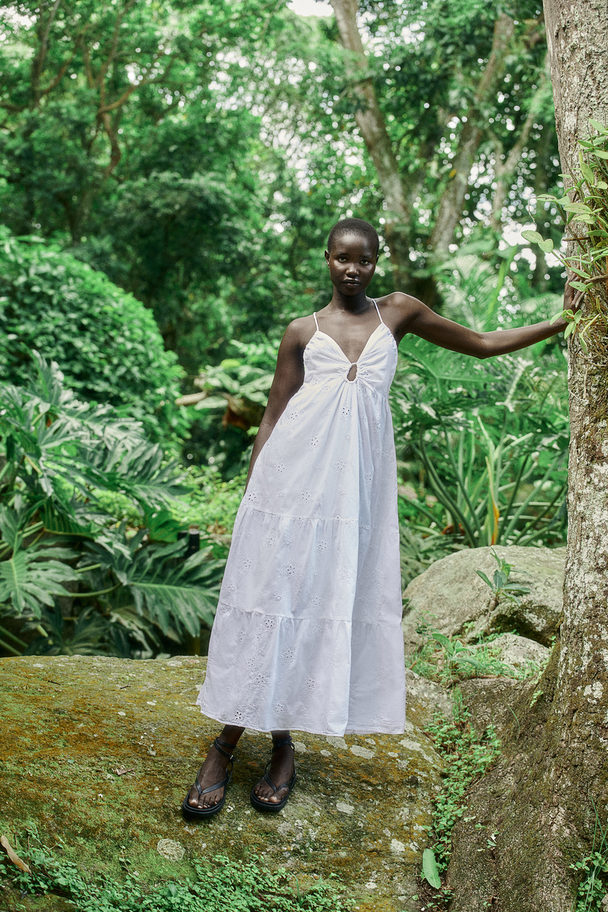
181, 795, 226, 820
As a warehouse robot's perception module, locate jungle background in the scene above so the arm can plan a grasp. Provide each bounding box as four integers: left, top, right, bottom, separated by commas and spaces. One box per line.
0, 0, 570, 662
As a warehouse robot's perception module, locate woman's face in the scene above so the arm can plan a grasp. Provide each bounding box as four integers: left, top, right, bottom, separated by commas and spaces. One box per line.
325, 232, 377, 294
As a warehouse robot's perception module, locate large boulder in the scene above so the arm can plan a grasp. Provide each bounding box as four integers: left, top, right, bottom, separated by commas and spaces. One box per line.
0, 655, 446, 911
403, 546, 566, 654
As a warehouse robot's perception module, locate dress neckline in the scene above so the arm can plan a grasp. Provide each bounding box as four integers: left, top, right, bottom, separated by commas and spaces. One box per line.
311, 299, 396, 364
307, 322, 396, 364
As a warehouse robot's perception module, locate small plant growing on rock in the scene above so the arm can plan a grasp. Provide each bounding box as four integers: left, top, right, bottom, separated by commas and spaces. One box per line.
0, 838, 354, 912
475, 550, 531, 607
408, 625, 531, 685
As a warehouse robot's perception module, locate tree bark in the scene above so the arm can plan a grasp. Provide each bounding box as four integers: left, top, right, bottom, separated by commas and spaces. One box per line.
445, 2, 608, 909
329, 0, 411, 285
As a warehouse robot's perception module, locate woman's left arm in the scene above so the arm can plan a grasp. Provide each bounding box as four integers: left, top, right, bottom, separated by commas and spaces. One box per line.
399, 283, 574, 359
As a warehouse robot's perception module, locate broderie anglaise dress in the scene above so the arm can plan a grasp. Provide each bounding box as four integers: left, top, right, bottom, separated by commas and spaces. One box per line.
198, 302, 406, 736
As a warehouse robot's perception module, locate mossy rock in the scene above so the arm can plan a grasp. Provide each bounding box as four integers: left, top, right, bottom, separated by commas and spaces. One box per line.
403, 545, 566, 653
0, 656, 446, 911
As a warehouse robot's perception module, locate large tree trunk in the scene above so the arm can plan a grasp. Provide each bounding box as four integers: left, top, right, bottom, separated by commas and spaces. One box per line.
445, 2, 608, 910
329, 0, 412, 286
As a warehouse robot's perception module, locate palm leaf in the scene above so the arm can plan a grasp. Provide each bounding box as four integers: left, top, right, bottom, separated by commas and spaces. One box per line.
0, 506, 79, 616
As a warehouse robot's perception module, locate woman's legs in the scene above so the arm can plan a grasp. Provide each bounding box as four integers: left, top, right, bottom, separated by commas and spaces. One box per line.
251, 730, 296, 806
186, 724, 244, 810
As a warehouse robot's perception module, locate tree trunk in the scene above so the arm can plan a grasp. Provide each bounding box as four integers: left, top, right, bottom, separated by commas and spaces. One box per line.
329, 0, 411, 286
445, 2, 608, 910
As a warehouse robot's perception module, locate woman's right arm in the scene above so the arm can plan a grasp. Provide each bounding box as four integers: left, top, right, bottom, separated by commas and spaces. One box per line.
245, 320, 308, 487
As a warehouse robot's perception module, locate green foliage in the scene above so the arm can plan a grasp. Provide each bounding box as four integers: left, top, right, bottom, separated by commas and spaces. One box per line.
183, 338, 278, 472
0, 0, 336, 370
0, 0, 565, 367
424, 702, 501, 890
525, 119, 608, 363
195, 338, 279, 420
571, 809, 608, 912
0, 228, 185, 440
392, 340, 569, 548
356, 0, 559, 271
0, 355, 223, 657
172, 466, 245, 543
475, 549, 531, 603
408, 624, 544, 686
0, 842, 353, 912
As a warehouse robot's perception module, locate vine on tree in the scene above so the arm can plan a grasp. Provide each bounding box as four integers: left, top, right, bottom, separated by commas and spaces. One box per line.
523, 119, 608, 355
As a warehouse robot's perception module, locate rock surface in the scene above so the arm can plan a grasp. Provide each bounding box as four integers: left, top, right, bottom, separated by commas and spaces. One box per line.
403, 545, 566, 653
0, 655, 446, 911
470, 632, 549, 673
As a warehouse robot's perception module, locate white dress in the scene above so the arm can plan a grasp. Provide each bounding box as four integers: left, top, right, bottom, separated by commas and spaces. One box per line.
197, 302, 406, 736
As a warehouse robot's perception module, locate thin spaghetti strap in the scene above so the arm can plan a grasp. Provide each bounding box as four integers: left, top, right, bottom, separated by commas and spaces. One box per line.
313, 312, 319, 331
372, 299, 384, 325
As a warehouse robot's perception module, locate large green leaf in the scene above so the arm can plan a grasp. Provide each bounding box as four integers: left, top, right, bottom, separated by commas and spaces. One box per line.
0, 356, 191, 525
422, 847, 442, 889
86, 533, 224, 638
0, 522, 78, 617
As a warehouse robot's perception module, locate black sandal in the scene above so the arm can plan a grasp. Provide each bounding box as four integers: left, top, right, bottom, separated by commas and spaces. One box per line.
182, 737, 235, 820
250, 736, 297, 813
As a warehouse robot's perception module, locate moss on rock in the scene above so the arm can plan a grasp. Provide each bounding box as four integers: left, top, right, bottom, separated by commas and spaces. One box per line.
0, 656, 445, 911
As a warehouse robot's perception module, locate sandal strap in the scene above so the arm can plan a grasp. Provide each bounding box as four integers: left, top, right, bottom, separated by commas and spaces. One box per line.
193, 767, 232, 798
262, 764, 296, 795
271, 736, 294, 752
213, 737, 236, 762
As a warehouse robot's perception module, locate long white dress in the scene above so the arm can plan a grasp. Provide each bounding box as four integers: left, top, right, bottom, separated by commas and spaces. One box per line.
197, 303, 406, 736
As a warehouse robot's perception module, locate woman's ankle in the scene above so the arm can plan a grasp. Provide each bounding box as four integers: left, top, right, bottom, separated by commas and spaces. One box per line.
218, 724, 244, 750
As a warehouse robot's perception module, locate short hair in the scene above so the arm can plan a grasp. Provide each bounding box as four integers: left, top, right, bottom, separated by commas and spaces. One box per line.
327, 218, 380, 257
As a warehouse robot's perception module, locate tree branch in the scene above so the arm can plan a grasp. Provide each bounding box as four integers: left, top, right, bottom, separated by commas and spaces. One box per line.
430, 13, 516, 257
490, 62, 550, 230
330, 0, 411, 282
31, 0, 63, 102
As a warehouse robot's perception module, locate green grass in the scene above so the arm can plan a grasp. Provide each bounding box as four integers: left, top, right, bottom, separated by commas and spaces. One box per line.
0, 841, 353, 912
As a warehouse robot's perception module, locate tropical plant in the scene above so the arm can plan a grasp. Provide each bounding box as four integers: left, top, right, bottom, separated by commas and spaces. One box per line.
180, 338, 279, 474
475, 549, 531, 605
391, 338, 569, 548
0, 354, 224, 657
524, 119, 608, 353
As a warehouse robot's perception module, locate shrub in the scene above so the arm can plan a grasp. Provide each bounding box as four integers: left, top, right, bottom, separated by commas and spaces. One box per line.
0, 227, 184, 440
